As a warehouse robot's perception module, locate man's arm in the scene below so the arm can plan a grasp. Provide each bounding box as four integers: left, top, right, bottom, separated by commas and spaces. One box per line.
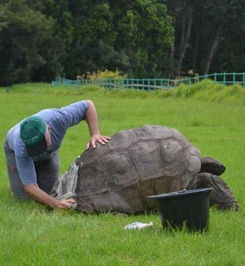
24, 184, 75, 209
15, 154, 74, 209
85, 100, 111, 149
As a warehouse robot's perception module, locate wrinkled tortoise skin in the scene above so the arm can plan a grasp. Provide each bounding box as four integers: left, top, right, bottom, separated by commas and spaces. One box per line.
187, 172, 239, 210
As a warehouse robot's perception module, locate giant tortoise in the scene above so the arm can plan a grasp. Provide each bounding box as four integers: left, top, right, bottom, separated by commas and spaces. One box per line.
52, 125, 238, 213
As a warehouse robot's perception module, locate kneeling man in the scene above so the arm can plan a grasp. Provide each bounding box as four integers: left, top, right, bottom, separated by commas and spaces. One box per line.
4, 100, 110, 209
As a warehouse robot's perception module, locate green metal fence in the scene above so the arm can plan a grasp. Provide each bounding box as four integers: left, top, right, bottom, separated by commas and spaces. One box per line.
51, 72, 245, 90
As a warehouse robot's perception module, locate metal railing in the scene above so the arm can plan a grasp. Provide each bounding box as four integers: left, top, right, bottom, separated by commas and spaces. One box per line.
51, 72, 245, 90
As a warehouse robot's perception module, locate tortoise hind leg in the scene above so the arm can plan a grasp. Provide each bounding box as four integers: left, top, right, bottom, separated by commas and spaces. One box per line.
187, 173, 239, 211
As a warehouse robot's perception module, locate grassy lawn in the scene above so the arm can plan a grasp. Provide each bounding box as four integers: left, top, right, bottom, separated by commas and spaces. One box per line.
0, 83, 245, 265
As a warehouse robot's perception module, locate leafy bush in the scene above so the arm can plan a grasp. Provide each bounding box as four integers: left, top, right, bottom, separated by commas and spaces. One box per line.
86, 69, 127, 80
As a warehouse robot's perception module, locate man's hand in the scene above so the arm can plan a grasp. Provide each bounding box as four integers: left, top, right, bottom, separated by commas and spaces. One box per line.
53, 198, 76, 209
86, 134, 111, 149
24, 184, 76, 209
84, 100, 111, 149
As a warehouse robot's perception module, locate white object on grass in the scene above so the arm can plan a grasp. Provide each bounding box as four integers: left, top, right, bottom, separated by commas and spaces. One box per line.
124, 222, 153, 230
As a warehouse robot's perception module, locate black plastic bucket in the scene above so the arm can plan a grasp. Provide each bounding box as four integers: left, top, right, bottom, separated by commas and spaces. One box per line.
148, 188, 213, 232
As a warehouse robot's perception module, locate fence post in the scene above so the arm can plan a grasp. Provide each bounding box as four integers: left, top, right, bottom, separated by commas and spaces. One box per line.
214, 73, 217, 82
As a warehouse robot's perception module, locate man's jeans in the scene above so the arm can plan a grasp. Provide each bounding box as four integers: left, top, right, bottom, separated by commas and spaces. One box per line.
4, 140, 59, 200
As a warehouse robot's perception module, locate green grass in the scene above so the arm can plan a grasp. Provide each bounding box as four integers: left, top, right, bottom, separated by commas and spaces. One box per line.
0, 82, 245, 265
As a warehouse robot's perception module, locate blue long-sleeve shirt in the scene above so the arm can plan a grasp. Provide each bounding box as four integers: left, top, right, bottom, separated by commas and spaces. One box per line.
6, 101, 89, 185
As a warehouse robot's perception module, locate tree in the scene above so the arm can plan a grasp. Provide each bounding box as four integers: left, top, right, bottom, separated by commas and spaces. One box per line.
0, 0, 64, 85
51, 0, 174, 78
206, 0, 245, 73
176, 0, 195, 75
164, 0, 245, 75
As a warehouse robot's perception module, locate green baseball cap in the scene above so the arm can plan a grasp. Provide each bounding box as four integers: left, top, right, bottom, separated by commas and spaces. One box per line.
20, 116, 47, 157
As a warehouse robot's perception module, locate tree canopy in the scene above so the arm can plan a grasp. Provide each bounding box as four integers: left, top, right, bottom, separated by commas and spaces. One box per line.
0, 0, 244, 85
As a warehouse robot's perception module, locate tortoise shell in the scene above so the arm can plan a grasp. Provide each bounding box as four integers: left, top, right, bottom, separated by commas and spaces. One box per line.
74, 125, 201, 213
